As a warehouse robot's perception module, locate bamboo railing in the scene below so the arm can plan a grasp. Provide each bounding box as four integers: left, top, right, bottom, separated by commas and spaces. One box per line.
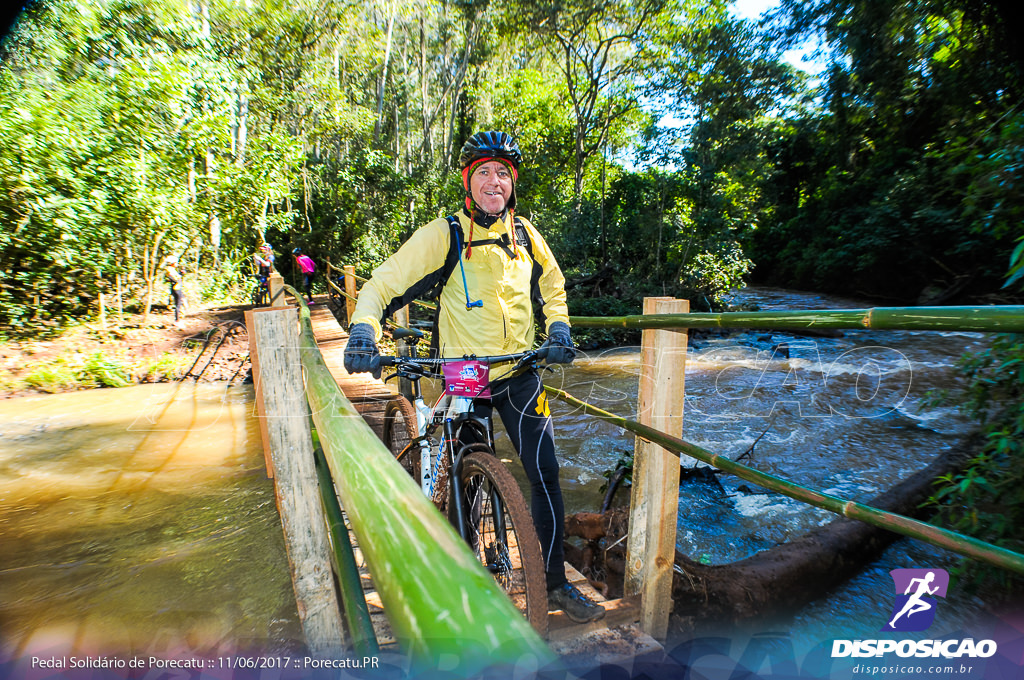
313, 272, 1024, 579
544, 386, 1024, 577
285, 288, 554, 673
571, 305, 1024, 333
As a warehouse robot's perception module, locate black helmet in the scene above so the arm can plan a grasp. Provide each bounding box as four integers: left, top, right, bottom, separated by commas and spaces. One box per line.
292, 248, 302, 255
459, 131, 522, 170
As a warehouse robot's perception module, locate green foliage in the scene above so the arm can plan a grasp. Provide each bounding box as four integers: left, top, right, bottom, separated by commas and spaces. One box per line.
567, 295, 641, 349
750, 0, 1024, 301
79, 352, 132, 388
4, 0, 1020, 343
926, 333, 1024, 595
22, 351, 132, 391
23, 359, 80, 393
136, 351, 189, 382
678, 239, 752, 306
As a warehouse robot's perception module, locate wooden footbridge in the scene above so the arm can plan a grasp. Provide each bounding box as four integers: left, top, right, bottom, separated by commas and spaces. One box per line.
248, 271, 1024, 676
306, 299, 655, 647
247, 286, 660, 675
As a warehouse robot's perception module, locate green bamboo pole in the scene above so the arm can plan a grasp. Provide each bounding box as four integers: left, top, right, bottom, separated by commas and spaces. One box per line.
571, 305, 1024, 333
544, 385, 1024, 577
287, 289, 554, 674
326, 276, 358, 303
312, 445, 379, 658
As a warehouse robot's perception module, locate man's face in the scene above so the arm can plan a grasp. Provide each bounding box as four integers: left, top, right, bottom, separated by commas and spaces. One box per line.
469, 160, 513, 215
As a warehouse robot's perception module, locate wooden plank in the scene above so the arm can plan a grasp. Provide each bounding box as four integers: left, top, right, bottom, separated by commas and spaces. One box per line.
547, 598, 641, 641
625, 297, 688, 641
250, 308, 346, 656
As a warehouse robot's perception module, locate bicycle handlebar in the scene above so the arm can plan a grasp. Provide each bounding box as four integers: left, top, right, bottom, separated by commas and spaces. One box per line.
377, 350, 541, 380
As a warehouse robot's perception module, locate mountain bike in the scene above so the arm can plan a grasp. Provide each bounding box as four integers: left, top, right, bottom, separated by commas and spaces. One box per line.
378, 328, 548, 634
251, 275, 269, 306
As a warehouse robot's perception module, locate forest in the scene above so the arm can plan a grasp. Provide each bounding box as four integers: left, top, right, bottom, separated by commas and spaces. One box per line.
1, 0, 1021, 336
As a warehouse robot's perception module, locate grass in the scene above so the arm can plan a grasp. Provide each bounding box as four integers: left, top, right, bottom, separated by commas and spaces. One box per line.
22, 358, 80, 393
136, 352, 191, 382
9, 350, 192, 395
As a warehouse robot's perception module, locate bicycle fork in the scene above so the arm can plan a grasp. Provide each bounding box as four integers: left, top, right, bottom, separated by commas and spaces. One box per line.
444, 418, 509, 564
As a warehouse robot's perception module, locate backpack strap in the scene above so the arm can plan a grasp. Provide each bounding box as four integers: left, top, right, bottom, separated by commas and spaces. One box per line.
514, 216, 547, 329
425, 214, 546, 355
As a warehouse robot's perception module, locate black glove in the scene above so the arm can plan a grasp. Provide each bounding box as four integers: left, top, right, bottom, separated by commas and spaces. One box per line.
538, 321, 576, 365
344, 323, 381, 379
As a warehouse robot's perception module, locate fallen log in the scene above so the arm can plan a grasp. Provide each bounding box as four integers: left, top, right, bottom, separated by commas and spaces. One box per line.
565, 429, 983, 625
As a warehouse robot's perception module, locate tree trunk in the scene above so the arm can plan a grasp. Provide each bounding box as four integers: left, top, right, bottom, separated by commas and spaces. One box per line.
235, 89, 248, 164
374, 8, 395, 143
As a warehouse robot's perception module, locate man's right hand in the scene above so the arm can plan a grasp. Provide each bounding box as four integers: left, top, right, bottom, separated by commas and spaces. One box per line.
344, 323, 381, 378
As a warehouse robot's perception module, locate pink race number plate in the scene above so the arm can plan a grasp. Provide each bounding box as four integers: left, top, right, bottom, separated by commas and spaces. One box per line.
442, 360, 491, 398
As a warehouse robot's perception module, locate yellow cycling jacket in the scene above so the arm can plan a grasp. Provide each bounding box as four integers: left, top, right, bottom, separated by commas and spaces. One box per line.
351, 210, 569, 359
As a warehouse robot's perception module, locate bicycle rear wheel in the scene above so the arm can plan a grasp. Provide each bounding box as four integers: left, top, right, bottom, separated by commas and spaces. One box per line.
453, 450, 548, 635
383, 396, 418, 466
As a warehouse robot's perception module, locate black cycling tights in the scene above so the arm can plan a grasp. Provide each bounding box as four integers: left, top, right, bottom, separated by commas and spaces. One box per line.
469, 369, 567, 591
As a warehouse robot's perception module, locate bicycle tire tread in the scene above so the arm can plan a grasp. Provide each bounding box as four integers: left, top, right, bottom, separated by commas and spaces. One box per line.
456, 451, 548, 636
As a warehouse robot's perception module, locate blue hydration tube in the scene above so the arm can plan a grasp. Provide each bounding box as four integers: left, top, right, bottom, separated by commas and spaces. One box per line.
453, 225, 483, 309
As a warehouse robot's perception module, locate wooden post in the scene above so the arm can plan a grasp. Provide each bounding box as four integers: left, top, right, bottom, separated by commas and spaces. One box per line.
343, 265, 357, 325
269, 271, 286, 307
393, 304, 409, 348
393, 304, 412, 398
624, 296, 688, 640
248, 307, 345, 655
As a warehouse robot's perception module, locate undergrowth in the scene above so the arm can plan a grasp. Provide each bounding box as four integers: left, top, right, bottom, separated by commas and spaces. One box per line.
925, 333, 1024, 597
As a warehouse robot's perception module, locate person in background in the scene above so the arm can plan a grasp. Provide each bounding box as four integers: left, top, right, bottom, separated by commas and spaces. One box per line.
164, 255, 185, 323
254, 243, 275, 285
342, 130, 605, 624
293, 247, 316, 304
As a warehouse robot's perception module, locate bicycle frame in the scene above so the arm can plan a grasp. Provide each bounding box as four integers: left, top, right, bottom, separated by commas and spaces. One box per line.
379, 337, 551, 633
382, 342, 534, 547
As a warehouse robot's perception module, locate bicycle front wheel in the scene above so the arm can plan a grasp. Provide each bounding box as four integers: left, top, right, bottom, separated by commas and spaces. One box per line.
453, 451, 548, 635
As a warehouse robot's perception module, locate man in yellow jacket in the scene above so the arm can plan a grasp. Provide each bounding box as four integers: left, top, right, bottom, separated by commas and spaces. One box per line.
344, 130, 604, 624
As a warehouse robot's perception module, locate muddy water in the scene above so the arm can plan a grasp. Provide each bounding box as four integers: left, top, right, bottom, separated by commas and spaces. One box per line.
0, 383, 302, 658
0, 287, 993, 656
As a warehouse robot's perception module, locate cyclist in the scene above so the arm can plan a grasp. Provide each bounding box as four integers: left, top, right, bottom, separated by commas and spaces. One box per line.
343, 130, 605, 624
254, 243, 274, 283
252, 244, 274, 301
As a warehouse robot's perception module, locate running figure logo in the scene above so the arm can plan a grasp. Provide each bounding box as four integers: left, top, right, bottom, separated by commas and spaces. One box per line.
884, 568, 949, 632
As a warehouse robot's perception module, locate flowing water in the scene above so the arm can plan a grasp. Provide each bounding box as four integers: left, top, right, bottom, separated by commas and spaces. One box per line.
0, 287, 994, 659
530, 286, 993, 647
0, 383, 303, 659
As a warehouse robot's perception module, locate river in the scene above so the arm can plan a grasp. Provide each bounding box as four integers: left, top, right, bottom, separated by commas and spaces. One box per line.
0, 287, 994, 662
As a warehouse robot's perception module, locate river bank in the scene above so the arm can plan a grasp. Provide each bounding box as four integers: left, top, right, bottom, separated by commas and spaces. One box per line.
0, 303, 252, 399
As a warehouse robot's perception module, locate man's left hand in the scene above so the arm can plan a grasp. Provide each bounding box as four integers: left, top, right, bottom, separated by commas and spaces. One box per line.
538, 321, 576, 365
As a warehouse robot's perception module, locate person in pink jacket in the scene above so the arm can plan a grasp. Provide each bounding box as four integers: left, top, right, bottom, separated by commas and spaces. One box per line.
292, 248, 316, 304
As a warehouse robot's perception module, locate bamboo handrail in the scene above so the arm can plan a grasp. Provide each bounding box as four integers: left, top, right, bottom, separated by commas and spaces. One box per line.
571, 305, 1024, 333
313, 445, 379, 657
285, 288, 554, 672
303, 277, 1024, 575
544, 385, 1024, 577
